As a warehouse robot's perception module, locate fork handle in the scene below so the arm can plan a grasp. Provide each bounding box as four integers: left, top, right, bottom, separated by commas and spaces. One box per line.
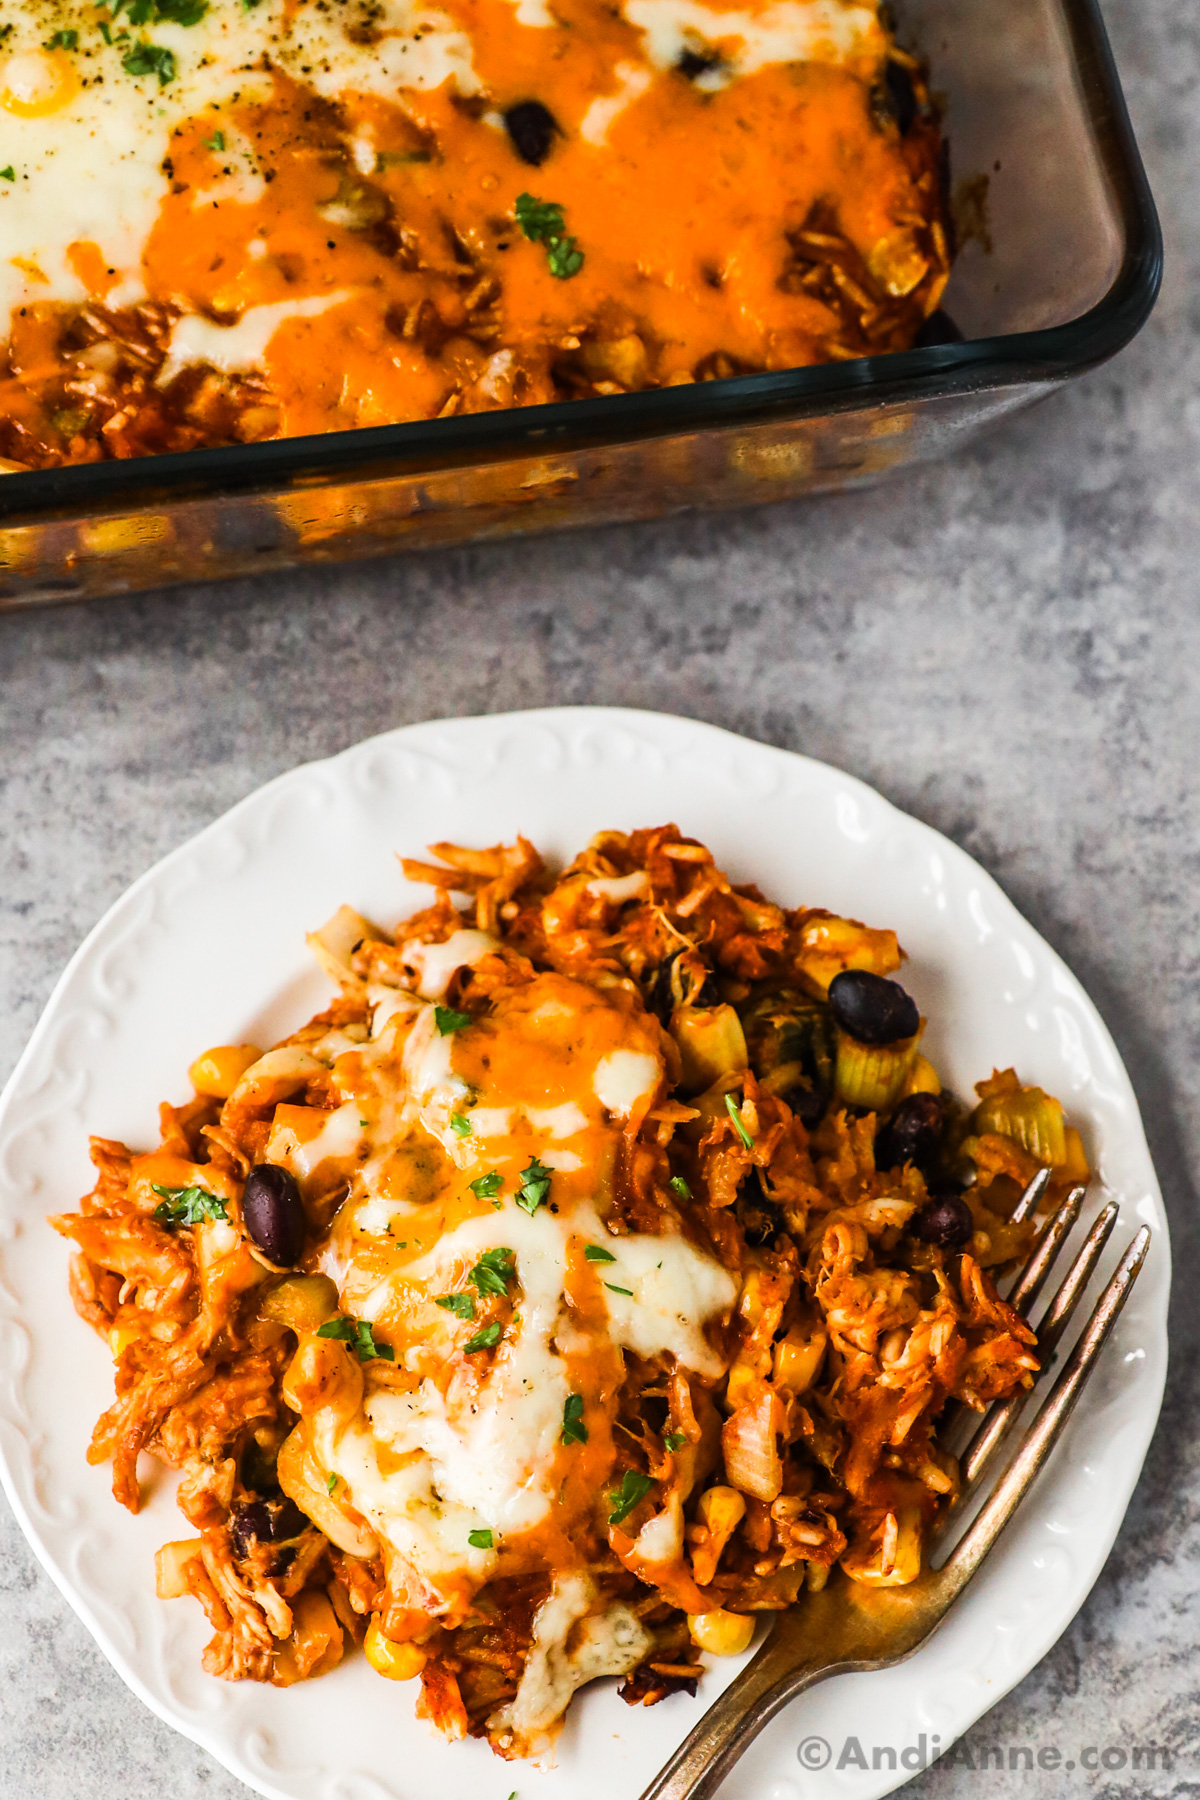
637, 1624, 828, 1800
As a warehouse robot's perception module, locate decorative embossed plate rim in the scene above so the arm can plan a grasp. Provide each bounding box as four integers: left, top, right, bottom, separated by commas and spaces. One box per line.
0, 708, 1169, 1800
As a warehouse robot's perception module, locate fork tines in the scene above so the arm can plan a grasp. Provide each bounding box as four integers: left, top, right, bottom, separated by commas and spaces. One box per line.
941, 1166, 1145, 1528
944, 1220, 1151, 1585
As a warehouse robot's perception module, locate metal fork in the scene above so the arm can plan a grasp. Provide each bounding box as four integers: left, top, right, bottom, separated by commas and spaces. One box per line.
640, 1174, 1151, 1800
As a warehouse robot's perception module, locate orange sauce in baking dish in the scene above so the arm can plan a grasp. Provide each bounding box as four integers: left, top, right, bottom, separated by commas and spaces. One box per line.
0, 0, 949, 461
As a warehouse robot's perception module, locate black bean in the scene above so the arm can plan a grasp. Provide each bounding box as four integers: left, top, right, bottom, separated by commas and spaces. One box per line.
912, 1191, 974, 1249
782, 1082, 826, 1128
828, 970, 920, 1045
648, 952, 680, 1026
503, 101, 558, 166
231, 1497, 308, 1559
884, 59, 917, 133
738, 1169, 781, 1247
647, 951, 718, 1025
875, 1092, 944, 1172
239, 1437, 280, 1494
242, 1164, 306, 1267
678, 46, 721, 79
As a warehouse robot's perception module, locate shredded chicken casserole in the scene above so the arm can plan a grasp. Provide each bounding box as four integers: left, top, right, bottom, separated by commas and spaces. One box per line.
53, 827, 1089, 1757
0, 0, 950, 469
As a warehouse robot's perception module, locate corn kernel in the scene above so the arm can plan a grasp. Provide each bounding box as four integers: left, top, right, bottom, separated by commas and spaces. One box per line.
737, 1267, 769, 1328
364, 1616, 427, 1680
1060, 1126, 1090, 1185
189, 1044, 263, 1099
687, 1609, 755, 1657
155, 1538, 203, 1599
108, 1322, 140, 1359
905, 1055, 942, 1096
842, 1506, 923, 1587
698, 1485, 746, 1536
773, 1322, 827, 1393
724, 1361, 759, 1412
691, 1485, 746, 1584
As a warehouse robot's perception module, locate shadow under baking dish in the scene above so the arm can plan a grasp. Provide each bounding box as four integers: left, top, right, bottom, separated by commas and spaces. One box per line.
0, 0, 1162, 609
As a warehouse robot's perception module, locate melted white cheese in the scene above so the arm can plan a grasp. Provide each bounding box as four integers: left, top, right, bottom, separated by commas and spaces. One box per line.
624, 0, 882, 87
579, 62, 653, 145
370, 986, 422, 1036
267, 1100, 365, 1183
158, 292, 357, 385
303, 931, 739, 1641
504, 0, 558, 26
489, 1574, 651, 1744
523, 1102, 589, 1139
401, 1003, 470, 1116
593, 1049, 660, 1118
329, 1198, 735, 1569
401, 929, 499, 1000
597, 1227, 736, 1377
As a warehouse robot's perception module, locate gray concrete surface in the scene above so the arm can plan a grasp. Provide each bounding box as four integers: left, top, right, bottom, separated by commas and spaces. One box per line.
1, 0, 1197, 1792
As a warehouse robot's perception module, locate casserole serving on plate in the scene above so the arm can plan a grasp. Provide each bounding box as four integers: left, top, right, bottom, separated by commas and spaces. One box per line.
51, 823, 1090, 1759
0, 710, 1169, 1800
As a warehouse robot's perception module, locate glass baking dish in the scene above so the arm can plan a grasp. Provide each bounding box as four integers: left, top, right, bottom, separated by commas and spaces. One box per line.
0, 0, 1160, 610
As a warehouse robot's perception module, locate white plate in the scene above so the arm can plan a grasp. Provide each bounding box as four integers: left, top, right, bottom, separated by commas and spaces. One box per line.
0, 707, 1168, 1800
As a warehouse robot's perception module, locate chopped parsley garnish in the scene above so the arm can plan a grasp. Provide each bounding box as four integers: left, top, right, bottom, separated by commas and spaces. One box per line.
436, 1292, 476, 1320
668, 1175, 691, 1199
663, 1431, 687, 1453
113, 0, 207, 20
150, 1182, 228, 1227
326, 1472, 339, 1494
463, 1321, 502, 1353
434, 1004, 471, 1035
121, 41, 177, 85
154, 0, 208, 21
469, 1170, 503, 1199
546, 237, 584, 279
468, 1528, 493, 1549
607, 1469, 656, 1526
725, 1092, 755, 1150
0, 167, 14, 182
46, 29, 79, 48
515, 193, 565, 239
514, 191, 583, 280
470, 1246, 515, 1298
450, 1112, 472, 1137
604, 1283, 634, 1297
560, 1392, 587, 1446
204, 130, 226, 151
515, 1155, 552, 1217
584, 1243, 616, 1263
99, 20, 112, 39
316, 1316, 395, 1362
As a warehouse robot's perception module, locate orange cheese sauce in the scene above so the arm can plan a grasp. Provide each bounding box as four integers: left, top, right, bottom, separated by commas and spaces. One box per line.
146, 57, 938, 435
